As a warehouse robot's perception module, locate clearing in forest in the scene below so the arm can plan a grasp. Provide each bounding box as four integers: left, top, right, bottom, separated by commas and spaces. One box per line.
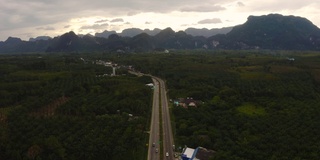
237, 103, 266, 116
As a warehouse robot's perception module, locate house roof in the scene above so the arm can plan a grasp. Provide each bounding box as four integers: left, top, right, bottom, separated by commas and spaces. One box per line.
175, 98, 195, 103
183, 147, 195, 158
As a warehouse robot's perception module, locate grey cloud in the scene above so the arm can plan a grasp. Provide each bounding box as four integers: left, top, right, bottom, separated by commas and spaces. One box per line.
127, 11, 141, 16
1, 0, 313, 28
181, 5, 225, 12
0, 0, 230, 31
95, 19, 109, 23
145, 21, 152, 24
80, 23, 109, 29
36, 26, 55, 30
198, 18, 222, 24
110, 18, 124, 23
237, 2, 245, 7
64, 25, 71, 28
181, 24, 192, 27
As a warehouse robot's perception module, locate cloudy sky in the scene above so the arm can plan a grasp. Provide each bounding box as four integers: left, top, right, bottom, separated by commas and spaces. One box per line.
0, 0, 319, 41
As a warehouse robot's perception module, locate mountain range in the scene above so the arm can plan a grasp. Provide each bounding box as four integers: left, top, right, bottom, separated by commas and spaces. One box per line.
94, 27, 233, 38
1, 14, 320, 53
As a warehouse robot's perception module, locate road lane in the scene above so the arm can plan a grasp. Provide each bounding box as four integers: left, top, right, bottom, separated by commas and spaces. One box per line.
129, 71, 174, 160
156, 77, 174, 160
147, 78, 160, 160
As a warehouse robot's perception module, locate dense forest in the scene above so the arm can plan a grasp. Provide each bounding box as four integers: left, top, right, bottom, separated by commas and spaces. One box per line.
110, 50, 320, 160
1, 50, 320, 160
0, 53, 153, 160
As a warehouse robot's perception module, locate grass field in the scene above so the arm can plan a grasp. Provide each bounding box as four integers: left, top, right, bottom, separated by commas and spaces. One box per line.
237, 103, 266, 116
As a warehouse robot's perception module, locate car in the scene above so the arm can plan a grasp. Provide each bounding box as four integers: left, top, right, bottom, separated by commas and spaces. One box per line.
152, 142, 155, 147
166, 152, 169, 157
155, 148, 158, 153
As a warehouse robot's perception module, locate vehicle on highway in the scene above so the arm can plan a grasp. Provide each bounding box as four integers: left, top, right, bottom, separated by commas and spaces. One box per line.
152, 142, 155, 147
155, 148, 158, 153
166, 152, 169, 157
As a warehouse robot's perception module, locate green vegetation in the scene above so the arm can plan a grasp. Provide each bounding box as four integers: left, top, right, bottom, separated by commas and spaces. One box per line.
110, 50, 320, 160
1, 50, 320, 160
0, 53, 152, 160
236, 103, 266, 116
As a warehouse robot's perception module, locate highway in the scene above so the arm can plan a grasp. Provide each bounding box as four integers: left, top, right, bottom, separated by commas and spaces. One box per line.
153, 77, 175, 160
130, 70, 174, 160
147, 78, 160, 160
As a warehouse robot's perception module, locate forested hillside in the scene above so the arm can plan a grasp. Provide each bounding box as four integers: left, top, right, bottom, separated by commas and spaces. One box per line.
112, 50, 320, 159
0, 53, 153, 160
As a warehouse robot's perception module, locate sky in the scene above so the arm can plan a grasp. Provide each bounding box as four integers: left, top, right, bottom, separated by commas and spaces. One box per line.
0, 0, 319, 41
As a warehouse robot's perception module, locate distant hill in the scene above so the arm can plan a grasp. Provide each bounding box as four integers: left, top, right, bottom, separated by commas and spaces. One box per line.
95, 28, 162, 38
29, 36, 51, 42
0, 37, 50, 53
120, 28, 161, 37
209, 14, 320, 50
95, 27, 227, 38
1, 14, 320, 53
95, 30, 117, 38
185, 27, 233, 37
46, 31, 82, 52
